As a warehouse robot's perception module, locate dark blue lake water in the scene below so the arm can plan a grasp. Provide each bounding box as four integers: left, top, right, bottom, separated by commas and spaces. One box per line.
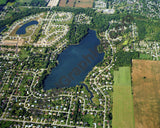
0, 26, 6, 33
0, 6, 4, 11
16, 20, 38, 35
44, 30, 104, 90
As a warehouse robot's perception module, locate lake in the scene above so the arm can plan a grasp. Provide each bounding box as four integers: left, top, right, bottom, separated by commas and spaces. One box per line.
0, 6, 4, 11
0, 26, 6, 33
44, 30, 104, 90
16, 20, 38, 35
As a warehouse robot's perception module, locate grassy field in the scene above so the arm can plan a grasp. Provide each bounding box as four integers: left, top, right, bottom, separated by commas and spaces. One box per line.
112, 67, 135, 128
113, 67, 131, 86
16, 0, 32, 3
139, 53, 153, 60
132, 59, 160, 128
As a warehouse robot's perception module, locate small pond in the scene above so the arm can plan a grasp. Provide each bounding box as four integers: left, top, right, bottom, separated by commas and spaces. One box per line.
16, 20, 38, 35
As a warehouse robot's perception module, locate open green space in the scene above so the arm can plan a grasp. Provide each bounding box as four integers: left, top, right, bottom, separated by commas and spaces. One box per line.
0, 0, 7, 5
139, 53, 153, 60
112, 67, 135, 128
135, 15, 160, 41
113, 67, 131, 86
16, 0, 32, 3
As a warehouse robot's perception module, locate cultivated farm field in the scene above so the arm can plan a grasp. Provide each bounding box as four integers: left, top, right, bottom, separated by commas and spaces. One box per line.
75, 0, 93, 8
132, 59, 160, 128
58, 0, 93, 8
59, 0, 75, 7
112, 67, 135, 128
59, 0, 67, 7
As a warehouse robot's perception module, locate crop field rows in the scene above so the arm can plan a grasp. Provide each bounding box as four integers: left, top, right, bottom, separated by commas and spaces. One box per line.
58, 0, 93, 8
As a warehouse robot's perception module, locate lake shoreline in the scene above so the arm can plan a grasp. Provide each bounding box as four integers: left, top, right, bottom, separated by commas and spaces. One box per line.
44, 29, 104, 89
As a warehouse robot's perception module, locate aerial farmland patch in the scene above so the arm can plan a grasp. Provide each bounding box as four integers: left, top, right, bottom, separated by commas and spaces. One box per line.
59, 0, 75, 7
58, 0, 93, 8
132, 59, 160, 128
112, 67, 135, 128
75, 0, 93, 8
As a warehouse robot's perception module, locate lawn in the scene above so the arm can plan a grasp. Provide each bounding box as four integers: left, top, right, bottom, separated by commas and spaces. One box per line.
112, 67, 135, 128
132, 59, 160, 128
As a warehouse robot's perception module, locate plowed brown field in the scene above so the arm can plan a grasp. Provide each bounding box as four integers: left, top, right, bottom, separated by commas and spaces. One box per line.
59, 0, 93, 8
132, 59, 160, 128
75, 0, 93, 8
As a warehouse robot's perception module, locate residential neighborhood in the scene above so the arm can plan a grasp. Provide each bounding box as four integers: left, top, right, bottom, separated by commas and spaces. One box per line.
0, 0, 160, 128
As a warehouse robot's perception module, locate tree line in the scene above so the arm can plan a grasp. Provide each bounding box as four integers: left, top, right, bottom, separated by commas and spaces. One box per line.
0, 7, 49, 29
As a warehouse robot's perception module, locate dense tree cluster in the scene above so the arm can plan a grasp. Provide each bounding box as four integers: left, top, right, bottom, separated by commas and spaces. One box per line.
0, 0, 15, 6
37, 70, 48, 89
30, 0, 48, 7
67, 23, 89, 44
114, 51, 139, 68
134, 14, 160, 41
12, 0, 47, 7
0, 121, 17, 128
0, 0, 8, 6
